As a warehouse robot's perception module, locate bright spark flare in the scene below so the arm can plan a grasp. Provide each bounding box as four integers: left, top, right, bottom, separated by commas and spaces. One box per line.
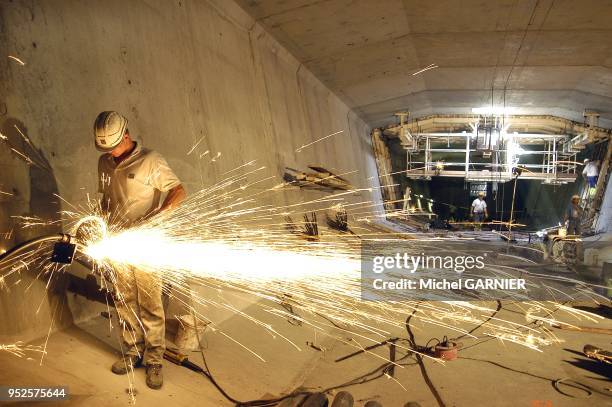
86, 228, 358, 282
296, 130, 344, 152
68, 166, 604, 358
0, 162, 606, 369
8, 55, 26, 66
0, 342, 45, 358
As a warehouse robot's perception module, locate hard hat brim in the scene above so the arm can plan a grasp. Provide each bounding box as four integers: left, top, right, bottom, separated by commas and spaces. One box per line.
94, 111, 127, 152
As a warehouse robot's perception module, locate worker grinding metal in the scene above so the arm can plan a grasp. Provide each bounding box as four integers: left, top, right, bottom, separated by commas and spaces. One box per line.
94, 111, 186, 389
470, 192, 488, 231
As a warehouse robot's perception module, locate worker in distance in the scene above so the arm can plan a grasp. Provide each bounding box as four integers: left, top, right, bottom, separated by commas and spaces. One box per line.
564, 194, 583, 236
470, 191, 488, 231
583, 158, 599, 196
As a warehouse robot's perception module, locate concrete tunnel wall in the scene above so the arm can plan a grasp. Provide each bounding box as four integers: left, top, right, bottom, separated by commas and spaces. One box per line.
0, 0, 383, 343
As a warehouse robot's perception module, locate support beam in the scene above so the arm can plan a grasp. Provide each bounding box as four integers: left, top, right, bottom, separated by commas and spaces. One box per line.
383, 115, 612, 145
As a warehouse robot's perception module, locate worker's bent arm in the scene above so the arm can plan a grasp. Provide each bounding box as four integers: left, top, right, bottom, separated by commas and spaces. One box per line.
159, 184, 186, 212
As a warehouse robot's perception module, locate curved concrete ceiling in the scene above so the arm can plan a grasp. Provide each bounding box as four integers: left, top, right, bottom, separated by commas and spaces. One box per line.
236, 0, 612, 128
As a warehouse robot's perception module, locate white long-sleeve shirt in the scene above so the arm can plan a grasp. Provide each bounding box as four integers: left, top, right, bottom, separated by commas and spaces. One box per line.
583, 161, 599, 177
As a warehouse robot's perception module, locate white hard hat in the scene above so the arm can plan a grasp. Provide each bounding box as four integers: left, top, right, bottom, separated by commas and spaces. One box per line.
583, 158, 589, 163
94, 111, 127, 152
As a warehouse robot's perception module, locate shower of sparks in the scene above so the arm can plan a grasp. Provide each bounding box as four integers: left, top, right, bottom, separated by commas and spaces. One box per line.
58, 166, 602, 360
187, 135, 206, 155
220, 160, 258, 178
412, 64, 438, 76
0, 342, 45, 358
0, 162, 607, 374
296, 130, 344, 152
9, 148, 34, 165
14, 125, 52, 171
12, 215, 62, 229
8, 55, 26, 66
0, 125, 52, 171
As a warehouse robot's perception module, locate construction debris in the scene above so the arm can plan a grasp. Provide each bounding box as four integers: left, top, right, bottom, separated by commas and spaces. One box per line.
284, 166, 353, 191
326, 205, 349, 232
284, 212, 319, 241
583, 344, 612, 363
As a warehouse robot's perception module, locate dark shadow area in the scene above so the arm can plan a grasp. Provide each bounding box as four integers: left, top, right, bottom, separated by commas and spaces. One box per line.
572, 304, 612, 319
563, 355, 612, 380
0, 117, 73, 334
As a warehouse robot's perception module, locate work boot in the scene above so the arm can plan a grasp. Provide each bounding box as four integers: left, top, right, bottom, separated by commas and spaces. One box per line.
146, 364, 163, 389
111, 354, 141, 375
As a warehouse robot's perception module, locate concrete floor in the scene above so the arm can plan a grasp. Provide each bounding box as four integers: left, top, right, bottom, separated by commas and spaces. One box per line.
0, 299, 610, 407
303, 302, 612, 407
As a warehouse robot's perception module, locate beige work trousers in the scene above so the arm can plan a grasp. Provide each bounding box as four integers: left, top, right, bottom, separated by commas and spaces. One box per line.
114, 266, 165, 365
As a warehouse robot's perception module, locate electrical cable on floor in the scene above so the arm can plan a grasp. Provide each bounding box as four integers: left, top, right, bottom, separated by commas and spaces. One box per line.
553, 378, 593, 398
405, 308, 446, 407
458, 300, 572, 352
455, 300, 502, 340
188, 294, 311, 406
191, 330, 419, 406
186, 297, 429, 406
461, 356, 600, 399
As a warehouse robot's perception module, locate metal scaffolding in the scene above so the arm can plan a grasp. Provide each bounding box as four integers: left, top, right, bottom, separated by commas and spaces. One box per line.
398, 119, 578, 184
